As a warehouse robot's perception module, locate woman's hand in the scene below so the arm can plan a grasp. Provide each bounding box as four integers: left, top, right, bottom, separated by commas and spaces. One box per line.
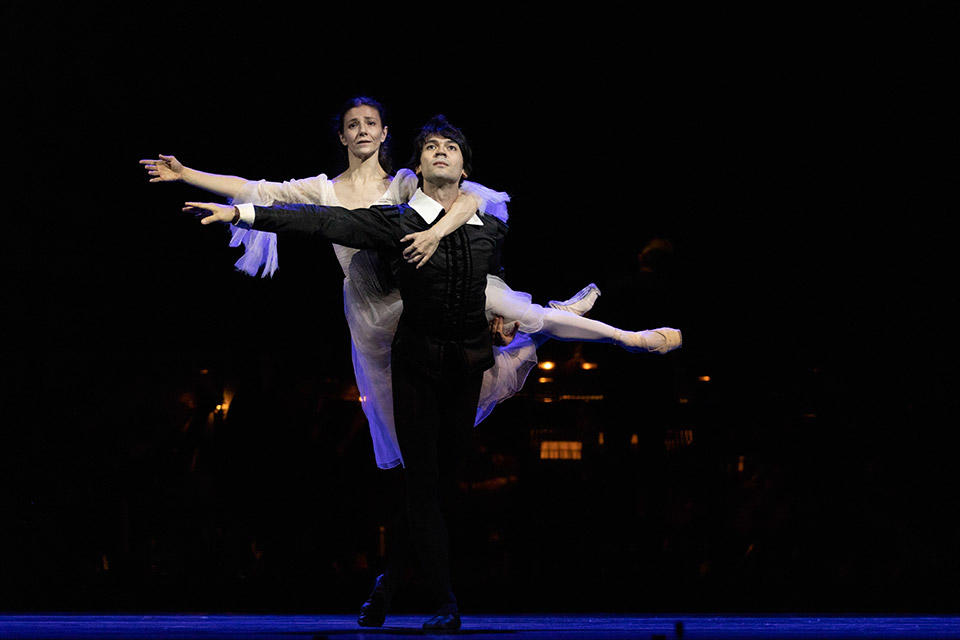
490, 315, 518, 346
400, 191, 482, 269
182, 202, 237, 225
140, 154, 185, 182
401, 228, 441, 269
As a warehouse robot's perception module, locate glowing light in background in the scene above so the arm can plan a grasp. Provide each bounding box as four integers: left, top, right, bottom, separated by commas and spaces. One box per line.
221, 388, 234, 418
540, 440, 582, 460
539, 361, 555, 370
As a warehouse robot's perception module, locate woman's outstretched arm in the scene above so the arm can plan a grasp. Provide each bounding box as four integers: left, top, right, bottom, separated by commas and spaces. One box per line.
140, 154, 248, 199
141, 153, 331, 212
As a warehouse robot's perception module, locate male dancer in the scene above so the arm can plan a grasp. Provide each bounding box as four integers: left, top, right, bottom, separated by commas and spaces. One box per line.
187, 116, 510, 631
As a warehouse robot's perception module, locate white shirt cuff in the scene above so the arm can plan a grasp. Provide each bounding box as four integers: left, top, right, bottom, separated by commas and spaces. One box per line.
234, 203, 256, 228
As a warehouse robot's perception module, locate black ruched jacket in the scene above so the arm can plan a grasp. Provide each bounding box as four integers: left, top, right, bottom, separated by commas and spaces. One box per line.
250, 201, 508, 379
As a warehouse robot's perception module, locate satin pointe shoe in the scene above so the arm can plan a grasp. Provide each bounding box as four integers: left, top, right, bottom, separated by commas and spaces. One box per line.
548, 283, 601, 316
613, 327, 682, 354
422, 611, 462, 631
357, 573, 390, 627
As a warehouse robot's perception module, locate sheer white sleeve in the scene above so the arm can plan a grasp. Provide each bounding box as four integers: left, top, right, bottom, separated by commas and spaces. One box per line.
391, 168, 420, 204
226, 174, 331, 277
461, 179, 510, 223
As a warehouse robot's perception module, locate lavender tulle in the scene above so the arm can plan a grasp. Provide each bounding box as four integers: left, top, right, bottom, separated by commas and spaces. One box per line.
228, 225, 278, 277
477, 334, 538, 424
461, 180, 510, 224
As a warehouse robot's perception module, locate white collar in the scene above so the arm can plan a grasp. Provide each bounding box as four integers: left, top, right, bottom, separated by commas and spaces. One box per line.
408, 188, 483, 226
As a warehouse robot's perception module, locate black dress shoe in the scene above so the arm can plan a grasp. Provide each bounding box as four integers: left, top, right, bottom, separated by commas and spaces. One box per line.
357, 594, 386, 627
422, 612, 461, 631
357, 574, 390, 627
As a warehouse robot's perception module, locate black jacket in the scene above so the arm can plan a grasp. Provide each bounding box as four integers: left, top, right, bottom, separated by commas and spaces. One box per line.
250, 201, 508, 378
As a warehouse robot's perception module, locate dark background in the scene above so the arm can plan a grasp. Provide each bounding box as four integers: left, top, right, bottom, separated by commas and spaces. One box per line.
3, 2, 958, 613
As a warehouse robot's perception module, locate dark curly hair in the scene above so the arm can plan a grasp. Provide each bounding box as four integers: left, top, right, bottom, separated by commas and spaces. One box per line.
407, 114, 473, 178
332, 96, 393, 174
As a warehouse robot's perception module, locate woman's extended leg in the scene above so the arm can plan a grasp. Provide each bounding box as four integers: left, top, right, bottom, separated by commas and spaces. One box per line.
535, 307, 681, 354
484, 276, 680, 354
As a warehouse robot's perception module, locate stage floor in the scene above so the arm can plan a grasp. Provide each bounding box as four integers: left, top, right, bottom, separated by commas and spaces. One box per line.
2, 614, 960, 639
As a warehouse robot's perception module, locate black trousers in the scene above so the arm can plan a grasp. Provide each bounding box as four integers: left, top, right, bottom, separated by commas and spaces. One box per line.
389, 351, 483, 614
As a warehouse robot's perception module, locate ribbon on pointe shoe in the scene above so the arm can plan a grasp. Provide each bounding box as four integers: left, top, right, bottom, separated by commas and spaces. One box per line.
548, 283, 601, 316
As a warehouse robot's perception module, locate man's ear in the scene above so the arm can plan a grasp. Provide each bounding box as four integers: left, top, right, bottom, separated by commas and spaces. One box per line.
380, 125, 388, 143
339, 132, 348, 147
415, 165, 422, 175
461, 170, 468, 179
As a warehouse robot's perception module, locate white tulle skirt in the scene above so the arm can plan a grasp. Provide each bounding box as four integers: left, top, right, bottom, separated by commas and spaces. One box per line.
346, 273, 543, 469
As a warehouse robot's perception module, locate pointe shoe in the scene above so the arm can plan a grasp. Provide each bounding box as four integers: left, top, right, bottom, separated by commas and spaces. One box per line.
357, 574, 390, 627
549, 283, 601, 316
614, 327, 682, 354
422, 612, 462, 631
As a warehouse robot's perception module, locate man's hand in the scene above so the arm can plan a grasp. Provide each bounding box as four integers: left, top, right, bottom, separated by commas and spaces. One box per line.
182, 201, 237, 225
490, 315, 518, 346
140, 154, 185, 182
401, 228, 441, 269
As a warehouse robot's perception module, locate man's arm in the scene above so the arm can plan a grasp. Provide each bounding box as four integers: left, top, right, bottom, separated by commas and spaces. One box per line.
185, 201, 404, 251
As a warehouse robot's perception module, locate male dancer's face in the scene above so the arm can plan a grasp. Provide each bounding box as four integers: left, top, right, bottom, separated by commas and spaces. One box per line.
417, 135, 466, 187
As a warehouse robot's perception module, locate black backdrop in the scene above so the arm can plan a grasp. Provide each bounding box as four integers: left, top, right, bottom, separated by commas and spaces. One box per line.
3, 3, 959, 613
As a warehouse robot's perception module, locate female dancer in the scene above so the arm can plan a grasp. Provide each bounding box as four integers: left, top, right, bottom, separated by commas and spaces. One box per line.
140, 97, 680, 471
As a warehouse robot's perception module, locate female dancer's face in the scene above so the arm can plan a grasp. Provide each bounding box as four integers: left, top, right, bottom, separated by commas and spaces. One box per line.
339, 105, 387, 161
